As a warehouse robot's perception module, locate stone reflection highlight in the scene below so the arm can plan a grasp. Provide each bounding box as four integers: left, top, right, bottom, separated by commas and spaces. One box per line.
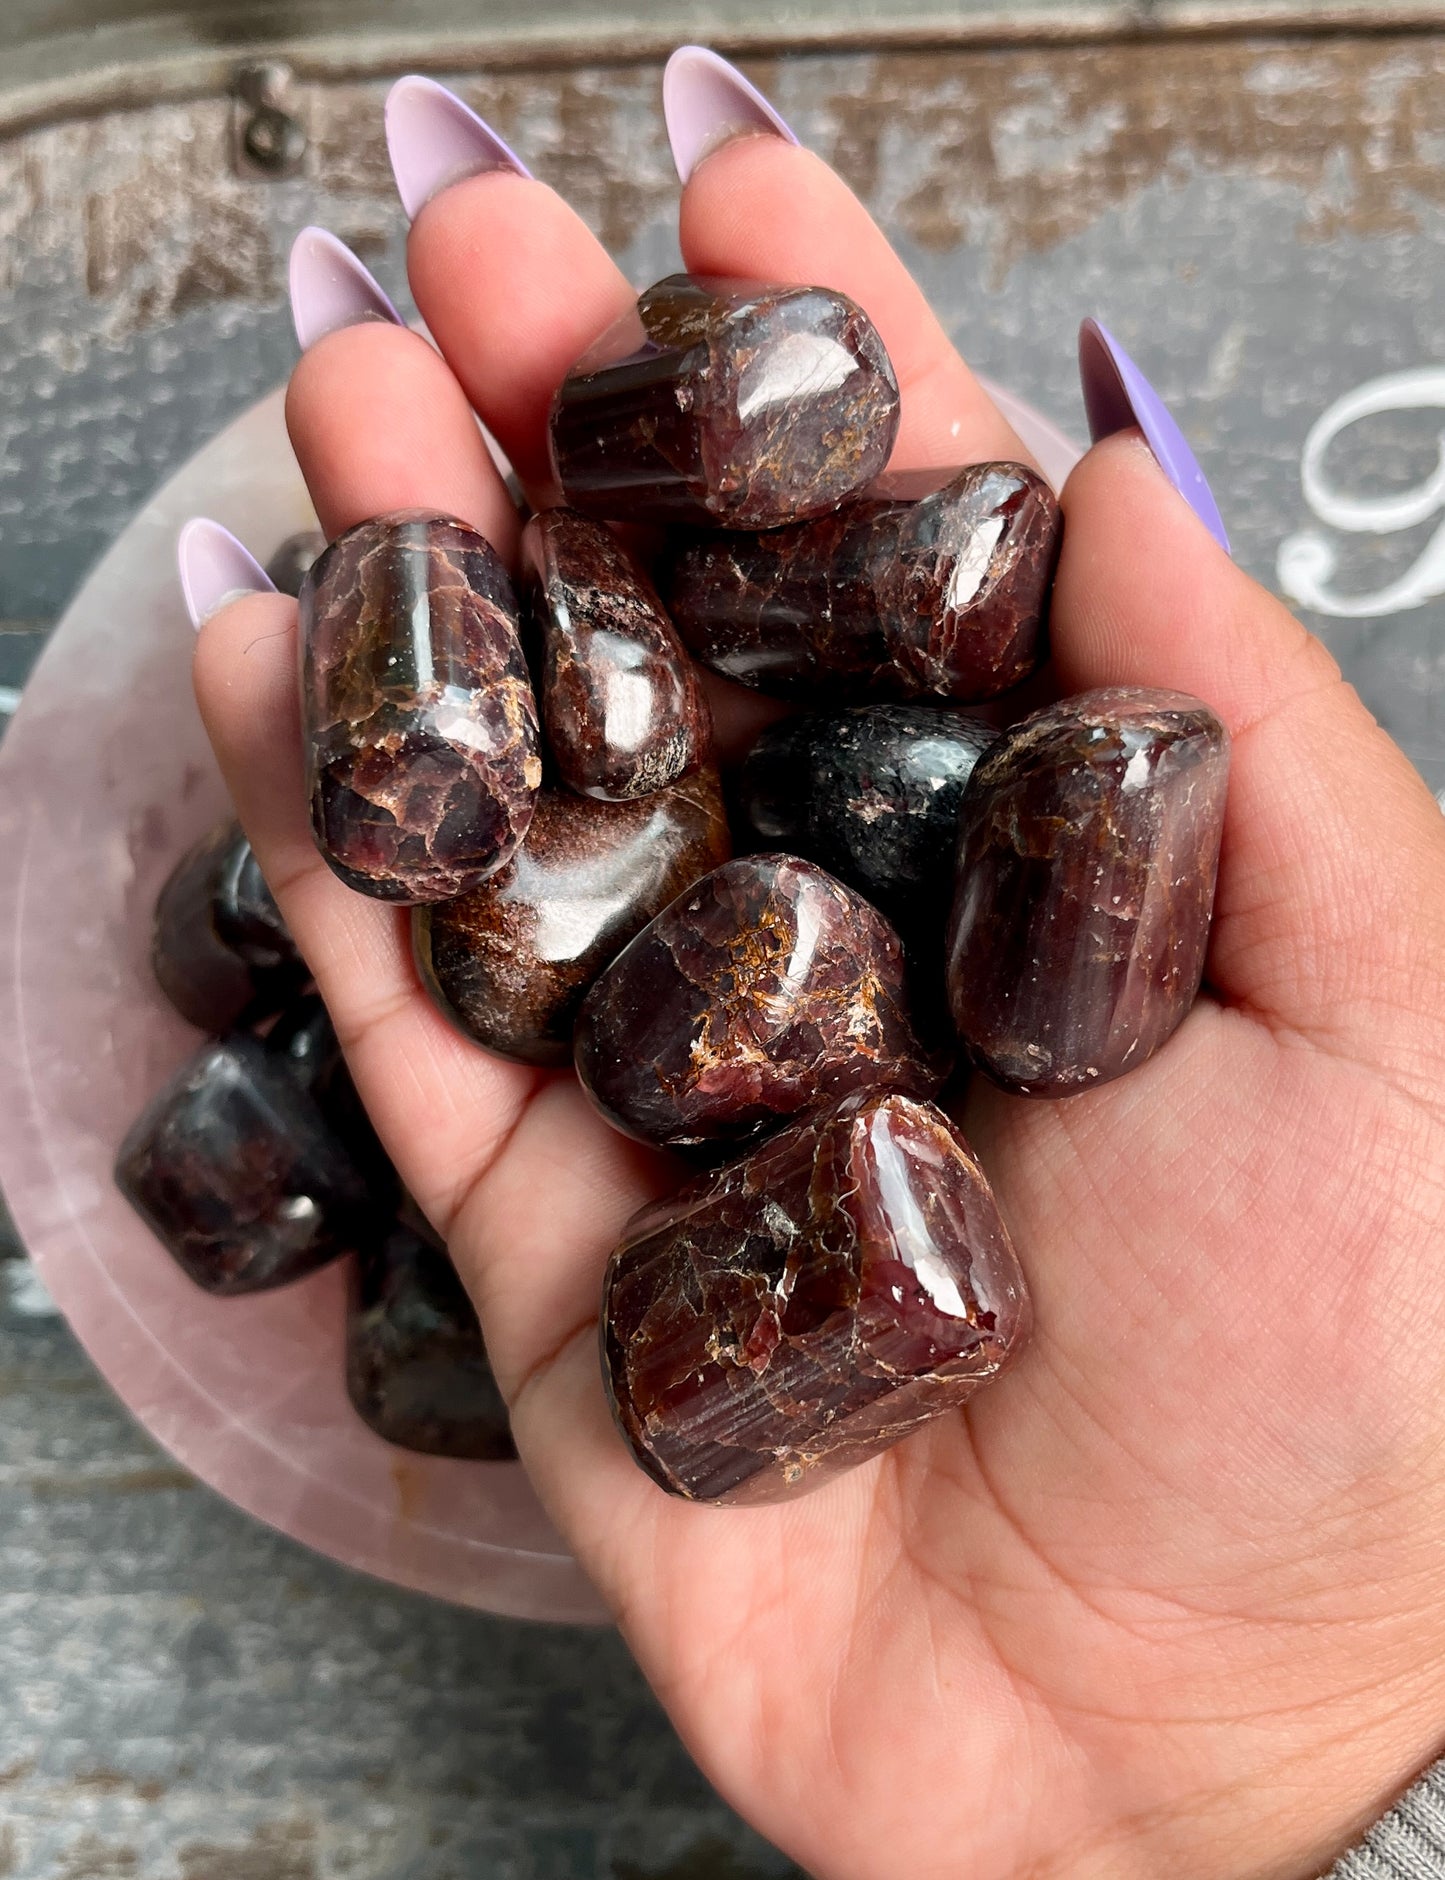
115, 1032, 377, 1296
415, 769, 732, 1066
521, 508, 708, 802
151, 818, 305, 1032
602, 1091, 1031, 1505
300, 510, 541, 904
947, 686, 1229, 1095
549, 276, 900, 528
573, 854, 943, 1151
662, 462, 1061, 701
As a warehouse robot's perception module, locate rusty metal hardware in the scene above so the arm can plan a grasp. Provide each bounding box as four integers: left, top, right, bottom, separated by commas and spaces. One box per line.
230, 60, 306, 179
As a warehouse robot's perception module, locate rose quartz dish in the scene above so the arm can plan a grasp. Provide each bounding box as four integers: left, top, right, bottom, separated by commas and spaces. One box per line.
0, 381, 1078, 1622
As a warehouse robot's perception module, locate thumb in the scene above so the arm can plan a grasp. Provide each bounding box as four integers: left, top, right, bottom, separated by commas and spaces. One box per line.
1052, 433, 1445, 1095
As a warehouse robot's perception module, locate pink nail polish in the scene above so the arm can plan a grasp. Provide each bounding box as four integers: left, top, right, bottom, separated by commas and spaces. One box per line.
289, 227, 403, 351
177, 520, 275, 630
384, 76, 531, 222
662, 46, 798, 186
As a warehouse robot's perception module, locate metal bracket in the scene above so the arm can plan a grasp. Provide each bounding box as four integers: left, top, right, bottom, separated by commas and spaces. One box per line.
229, 60, 306, 179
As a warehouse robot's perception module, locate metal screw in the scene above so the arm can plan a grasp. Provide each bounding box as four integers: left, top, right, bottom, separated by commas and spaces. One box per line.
231, 62, 306, 180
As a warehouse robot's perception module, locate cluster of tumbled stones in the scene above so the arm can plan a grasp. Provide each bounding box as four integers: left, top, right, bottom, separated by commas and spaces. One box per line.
113, 529, 516, 1462
118, 274, 1230, 1504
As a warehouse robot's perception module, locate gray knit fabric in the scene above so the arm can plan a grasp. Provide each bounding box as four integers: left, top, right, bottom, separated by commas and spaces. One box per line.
1328, 1763, 1445, 1879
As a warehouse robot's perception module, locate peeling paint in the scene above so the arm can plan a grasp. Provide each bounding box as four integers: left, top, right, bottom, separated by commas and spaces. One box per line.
177, 1821, 320, 1880
6, 37, 1444, 341
812, 40, 1445, 282
55, 1835, 140, 1880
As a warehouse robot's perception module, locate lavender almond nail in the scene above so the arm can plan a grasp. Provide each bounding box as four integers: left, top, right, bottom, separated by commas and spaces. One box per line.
177, 519, 275, 630
385, 76, 531, 221
662, 46, 798, 185
1078, 319, 1230, 553
289, 227, 403, 351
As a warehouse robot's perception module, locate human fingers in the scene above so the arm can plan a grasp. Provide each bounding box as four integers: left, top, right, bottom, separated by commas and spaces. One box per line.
1053, 378, 1445, 1092
284, 227, 521, 560
668, 47, 1035, 474
184, 541, 697, 1495
182, 556, 544, 1260
384, 77, 635, 502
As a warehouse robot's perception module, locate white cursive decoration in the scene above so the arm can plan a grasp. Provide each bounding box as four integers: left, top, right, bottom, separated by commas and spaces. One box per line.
1277, 366, 1445, 618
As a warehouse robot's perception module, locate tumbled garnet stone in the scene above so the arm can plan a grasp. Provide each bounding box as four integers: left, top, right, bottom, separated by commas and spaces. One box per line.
662, 462, 1061, 701
265, 528, 327, 598
947, 685, 1230, 1095
521, 507, 709, 802
603, 1090, 1031, 1505
347, 1221, 515, 1460
549, 275, 900, 529
739, 703, 998, 934
300, 510, 541, 904
115, 1033, 376, 1295
151, 818, 304, 1032
573, 854, 943, 1151
415, 768, 732, 1067
264, 992, 397, 1196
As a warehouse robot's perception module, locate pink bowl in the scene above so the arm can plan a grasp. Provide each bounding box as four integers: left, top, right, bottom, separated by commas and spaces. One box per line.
0, 382, 1079, 1621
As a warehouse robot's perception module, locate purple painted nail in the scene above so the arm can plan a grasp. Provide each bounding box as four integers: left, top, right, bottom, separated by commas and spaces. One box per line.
384, 75, 531, 221
1078, 319, 1230, 553
662, 46, 798, 186
289, 226, 403, 351
177, 520, 276, 630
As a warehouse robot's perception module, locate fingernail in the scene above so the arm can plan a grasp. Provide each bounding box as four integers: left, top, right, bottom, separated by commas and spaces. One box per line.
662, 46, 798, 186
1078, 319, 1230, 553
385, 75, 531, 221
177, 519, 276, 630
289, 226, 403, 351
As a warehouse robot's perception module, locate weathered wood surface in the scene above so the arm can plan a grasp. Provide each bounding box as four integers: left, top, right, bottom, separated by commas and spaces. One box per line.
6, 2, 1443, 136
2, 30, 1444, 1877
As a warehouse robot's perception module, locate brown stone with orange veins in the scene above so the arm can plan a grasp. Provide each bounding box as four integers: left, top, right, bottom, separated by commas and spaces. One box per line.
602, 1090, 1031, 1505
549, 275, 900, 529
573, 854, 944, 1151
520, 508, 708, 802
660, 462, 1061, 702
413, 768, 732, 1068
300, 510, 541, 904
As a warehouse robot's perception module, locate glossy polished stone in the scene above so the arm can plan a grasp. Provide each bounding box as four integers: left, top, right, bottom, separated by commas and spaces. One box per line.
115, 1032, 375, 1295
521, 508, 708, 801
264, 992, 397, 1198
662, 462, 1062, 701
740, 704, 998, 932
301, 510, 541, 904
574, 854, 942, 1151
415, 769, 731, 1067
549, 275, 900, 529
947, 686, 1229, 1095
151, 818, 305, 1032
265, 528, 327, 598
348, 1220, 516, 1460
603, 1090, 1030, 1504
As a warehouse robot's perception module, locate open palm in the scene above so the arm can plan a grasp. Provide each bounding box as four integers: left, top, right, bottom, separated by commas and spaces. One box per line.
193, 95, 1445, 1880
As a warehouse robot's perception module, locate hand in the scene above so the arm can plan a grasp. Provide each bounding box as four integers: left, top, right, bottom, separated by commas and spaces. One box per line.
190, 74, 1445, 1880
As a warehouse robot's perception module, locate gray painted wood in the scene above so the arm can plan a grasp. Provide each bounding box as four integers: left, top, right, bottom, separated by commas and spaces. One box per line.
5, 1, 1443, 134
2, 27, 1444, 1876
